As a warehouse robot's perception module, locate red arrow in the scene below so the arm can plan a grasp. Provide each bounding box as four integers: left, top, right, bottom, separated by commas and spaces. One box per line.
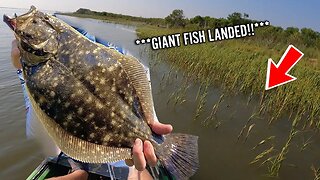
265, 45, 304, 90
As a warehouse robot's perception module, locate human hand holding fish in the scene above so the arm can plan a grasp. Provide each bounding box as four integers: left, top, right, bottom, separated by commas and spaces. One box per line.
127, 121, 173, 170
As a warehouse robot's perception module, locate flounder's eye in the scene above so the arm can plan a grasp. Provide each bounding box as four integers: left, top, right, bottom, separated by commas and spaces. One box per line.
25, 33, 33, 39
21, 40, 48, 56
32, 19, 37, 24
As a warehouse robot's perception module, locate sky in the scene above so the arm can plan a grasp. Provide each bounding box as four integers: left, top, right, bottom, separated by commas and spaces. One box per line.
1, 0, 319, 32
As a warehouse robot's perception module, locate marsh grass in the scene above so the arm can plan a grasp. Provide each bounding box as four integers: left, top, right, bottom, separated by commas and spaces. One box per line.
137, 26, 319, 177
137, 27, 319, 125
268, 128, 298, 177
250, 114, 301, 177
300, 135, 313, 152
250, 128, 297, 177
193, 83, 209, 121
252, 136, 275, 150
202, 94, 224, 127
250, 146, 275, 165
167, 80, 190, 106
311, 165, 320, 180
137, 27, 319, 128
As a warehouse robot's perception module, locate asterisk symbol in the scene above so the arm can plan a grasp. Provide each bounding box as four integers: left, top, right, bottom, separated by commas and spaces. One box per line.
146, 38, 151, 43
265, 21, 270, 26
141, 39, 146, 44
260, 22, 264, 27
135, 39, 140, 45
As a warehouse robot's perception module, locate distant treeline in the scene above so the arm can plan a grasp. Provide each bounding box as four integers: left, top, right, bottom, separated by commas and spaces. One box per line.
74, 8, 166, 26
74, 8, 320, 48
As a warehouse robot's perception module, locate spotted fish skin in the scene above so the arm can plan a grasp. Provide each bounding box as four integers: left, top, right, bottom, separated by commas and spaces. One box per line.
25, 59, 150, 147
24, 21, 153, 148
5, 6, 199, 179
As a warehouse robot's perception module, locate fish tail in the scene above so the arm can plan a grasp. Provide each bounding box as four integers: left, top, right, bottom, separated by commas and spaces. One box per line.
154, 133, 199, 179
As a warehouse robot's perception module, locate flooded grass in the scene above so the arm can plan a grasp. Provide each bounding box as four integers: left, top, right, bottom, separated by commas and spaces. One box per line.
311, 165, 320, 180
137, 26, 320, 177
137, 26, 319, 128
268, 128, 298, 177
203, 94, 224, 127
194, 83, 209, 121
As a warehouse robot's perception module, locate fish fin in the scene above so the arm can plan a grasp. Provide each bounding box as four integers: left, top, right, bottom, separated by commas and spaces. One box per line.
154, 133, 199, 179
26, 86, 132, 163
117, 55, 155, 124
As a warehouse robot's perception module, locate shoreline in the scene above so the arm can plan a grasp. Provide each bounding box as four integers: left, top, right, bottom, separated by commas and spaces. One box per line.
56, 13, 150, 27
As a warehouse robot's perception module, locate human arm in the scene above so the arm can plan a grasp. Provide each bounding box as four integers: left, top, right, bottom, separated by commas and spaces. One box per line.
11, 40, 22, 69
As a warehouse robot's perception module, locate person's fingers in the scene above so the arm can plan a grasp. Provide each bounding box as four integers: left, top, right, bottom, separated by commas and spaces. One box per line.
132, 139, 146, 171
150, 121, 173, 135
125, 159, 134, 166
144, 141, 157, 167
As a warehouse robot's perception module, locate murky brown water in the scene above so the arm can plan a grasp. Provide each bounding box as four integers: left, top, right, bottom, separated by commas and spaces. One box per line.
0, 8, 319, 179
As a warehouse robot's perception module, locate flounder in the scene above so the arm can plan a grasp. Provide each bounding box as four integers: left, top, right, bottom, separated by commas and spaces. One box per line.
4, 6, 199, 179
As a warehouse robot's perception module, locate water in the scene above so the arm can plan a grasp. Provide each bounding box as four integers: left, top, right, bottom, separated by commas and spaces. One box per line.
0, 7, 319, 179
0, 8, 44, 179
